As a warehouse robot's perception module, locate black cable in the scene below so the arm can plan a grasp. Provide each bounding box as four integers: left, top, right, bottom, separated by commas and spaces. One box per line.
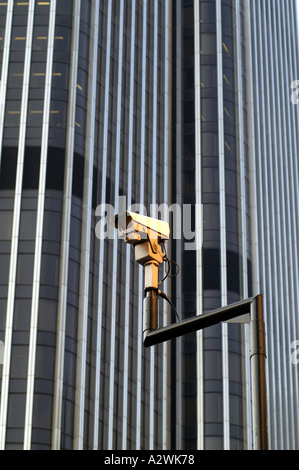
158, 289, 181, 323
158, 241, 180, 286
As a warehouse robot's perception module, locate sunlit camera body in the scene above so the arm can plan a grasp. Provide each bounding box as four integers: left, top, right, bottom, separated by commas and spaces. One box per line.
111, 211, 170, 290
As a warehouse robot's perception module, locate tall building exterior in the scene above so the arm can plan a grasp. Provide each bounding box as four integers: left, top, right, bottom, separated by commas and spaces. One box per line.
173, 0, 255, 449
0, 0, 298, 451
0, 0, 172, 450
250, 0, 299, 449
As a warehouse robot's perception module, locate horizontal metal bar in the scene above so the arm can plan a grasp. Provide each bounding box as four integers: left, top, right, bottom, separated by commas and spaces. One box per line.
143, 296, 255, 347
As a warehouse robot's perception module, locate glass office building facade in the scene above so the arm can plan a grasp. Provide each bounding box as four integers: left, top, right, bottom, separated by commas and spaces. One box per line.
173, 0, 254, 450
250, 0, 299, 449
0, 0, 298, 450
0, 0, 172, 449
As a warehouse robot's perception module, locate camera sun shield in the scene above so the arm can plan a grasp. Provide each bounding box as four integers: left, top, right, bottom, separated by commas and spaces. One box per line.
111, 210, 170, 244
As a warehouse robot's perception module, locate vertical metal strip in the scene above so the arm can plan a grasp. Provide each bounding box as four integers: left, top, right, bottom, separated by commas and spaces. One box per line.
149, 0, 158, 449
279, 1, 299, 448
242, 0, 256, 449
175, 0, 182, 449
246, 0, 260, 298
216, 0, 230, 450
271, 2, 287, 447
255, 0, 278, 448
235, 1, 247, 298
107, 0, 124, 449
121, 0, 135, 450
194, 0, 204, 451
250, 0, 273, 447
73, 0, 99, 450
136, 0, 147, 449
23, 0, 54, 450
51, 0, 80, 450
0, 0, 15, 448
272, 0, 292, 448
234, 0, 250, 449
287, 0, 299, 447
162, 0, 172, 450
0, 0, 13, 153
267, 2, 288, 449
0, 0, 33, 449
93, 0, 112, 450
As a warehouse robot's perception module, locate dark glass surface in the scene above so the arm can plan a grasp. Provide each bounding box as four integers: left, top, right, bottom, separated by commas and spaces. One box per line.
22, 148, 41, 190
0, 148, 18, 190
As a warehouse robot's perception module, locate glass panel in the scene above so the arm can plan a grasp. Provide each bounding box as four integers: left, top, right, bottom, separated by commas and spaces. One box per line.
201, 65, 217, 89
35, 345, 55, 380
13, 299, 31, 331
0, 254, 10, 284
11, 26, 27, 51
182, 36, 194, 58
204, 392, 223, 422
0, 299, 6, 340
183, 100, 195, 124
201, 98, 217, 122
54, 26, 71, 52
0, 212, 13, 240
7, 393, 26, 427
38, 299, 57, 332
200, 33, 216, 55
27, 101, 44, 127
4, 101, 21, 127
7, 62, 24, 89
32, 25, 49, 51
29, 61, 46, 89
201, 132, 218, 156
43, 211, 62, 242
200, 1, 216, 24
19, 211, 37, 240
32, 394, 52, 428
50, 101, 67, 128
10, 345, 28, 378
23, 148, 41, 190
202, 167, 219, 193
56, 0, 73, 16
16, 254, 34, 285
0, 148, 18, 189
182, 6, 193, 27
203, 248, 220, 289
52, 61, 69, 90
40, 254, 59, 286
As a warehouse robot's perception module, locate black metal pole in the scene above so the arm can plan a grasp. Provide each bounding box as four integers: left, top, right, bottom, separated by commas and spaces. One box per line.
142, 294, 268, 450
250, 294, 268, 450
143, 296, 254, 347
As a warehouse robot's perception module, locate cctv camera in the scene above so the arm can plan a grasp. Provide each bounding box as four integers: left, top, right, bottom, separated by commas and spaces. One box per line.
111, 210, 170, 245
111, 210, 171, 290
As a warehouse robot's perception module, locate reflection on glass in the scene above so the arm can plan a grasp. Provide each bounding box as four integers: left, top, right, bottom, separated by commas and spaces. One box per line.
200, 33, 216, 55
